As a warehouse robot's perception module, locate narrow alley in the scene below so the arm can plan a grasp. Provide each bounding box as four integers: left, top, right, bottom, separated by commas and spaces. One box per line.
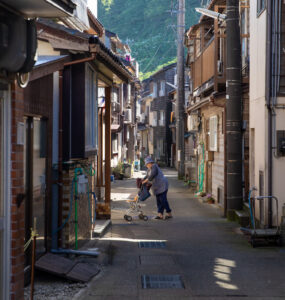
75, 169, 285, 300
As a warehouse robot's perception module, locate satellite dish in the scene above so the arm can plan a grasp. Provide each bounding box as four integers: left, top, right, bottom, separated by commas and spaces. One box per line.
17, 72, 30, 88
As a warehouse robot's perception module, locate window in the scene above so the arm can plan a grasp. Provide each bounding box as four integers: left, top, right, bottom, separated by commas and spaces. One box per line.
151, 111, 157, 127
159, 81, 165, 97
209, 115, 218, 151
85, 65, 97, 151
159, 110, 165, 126
257, 0, 265, 16
112, 134, 118, 153
152, 82, 157, 98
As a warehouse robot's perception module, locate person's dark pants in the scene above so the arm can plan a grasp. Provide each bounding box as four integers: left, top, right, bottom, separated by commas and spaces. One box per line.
156, 190, 171, 214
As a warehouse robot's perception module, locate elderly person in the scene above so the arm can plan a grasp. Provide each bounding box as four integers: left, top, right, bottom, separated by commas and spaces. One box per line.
142, 157, 172, 220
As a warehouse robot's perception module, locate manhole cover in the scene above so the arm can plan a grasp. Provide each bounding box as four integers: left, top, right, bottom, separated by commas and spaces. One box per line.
138, 241, 166, 248
139, 255, 175, 265
141, 275, 184, 289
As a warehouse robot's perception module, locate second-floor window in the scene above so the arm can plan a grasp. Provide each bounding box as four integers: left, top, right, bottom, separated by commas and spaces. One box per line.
159, 81, 165, 97
257, 0, 265, 16
153, 82, 157, 98
159, 111, 165, 126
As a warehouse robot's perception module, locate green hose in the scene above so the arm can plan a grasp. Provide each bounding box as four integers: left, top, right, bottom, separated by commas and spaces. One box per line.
74, 168, 82, 250
198, 143, 205, 193
73, 164, 96, 250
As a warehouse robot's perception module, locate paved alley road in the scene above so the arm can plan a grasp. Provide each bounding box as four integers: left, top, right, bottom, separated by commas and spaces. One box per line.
75, 169, 285, 300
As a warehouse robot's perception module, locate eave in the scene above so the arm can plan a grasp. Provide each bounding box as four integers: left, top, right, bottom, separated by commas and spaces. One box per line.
0, 0, 76, 18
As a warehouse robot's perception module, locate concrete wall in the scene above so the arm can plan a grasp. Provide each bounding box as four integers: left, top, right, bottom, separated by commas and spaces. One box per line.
250, 3, 285, 224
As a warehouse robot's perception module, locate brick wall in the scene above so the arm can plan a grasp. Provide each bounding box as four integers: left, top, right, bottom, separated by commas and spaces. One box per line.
61, 158, 96, 248
10, 83, 25, 300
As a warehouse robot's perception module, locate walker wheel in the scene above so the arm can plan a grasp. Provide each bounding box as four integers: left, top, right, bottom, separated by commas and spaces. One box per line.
126, 216, 132, 222
143, 215, 148, 221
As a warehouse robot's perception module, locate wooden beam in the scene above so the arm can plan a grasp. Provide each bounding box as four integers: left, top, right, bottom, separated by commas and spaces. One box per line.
104, 87, 111, 207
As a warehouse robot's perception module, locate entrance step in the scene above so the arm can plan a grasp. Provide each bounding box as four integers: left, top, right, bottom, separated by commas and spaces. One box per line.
35, 253, 99, 282
235, 210, 250, 227
92, 220, 111, 238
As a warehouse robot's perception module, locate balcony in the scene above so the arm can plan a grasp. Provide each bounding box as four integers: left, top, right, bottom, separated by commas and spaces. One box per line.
191, 39, 219, 92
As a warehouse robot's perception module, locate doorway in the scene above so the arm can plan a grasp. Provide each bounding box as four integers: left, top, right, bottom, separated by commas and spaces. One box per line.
24, 117, 47, 266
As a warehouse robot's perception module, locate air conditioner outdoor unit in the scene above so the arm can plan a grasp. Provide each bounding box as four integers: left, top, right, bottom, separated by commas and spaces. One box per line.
124, 109, 132, 123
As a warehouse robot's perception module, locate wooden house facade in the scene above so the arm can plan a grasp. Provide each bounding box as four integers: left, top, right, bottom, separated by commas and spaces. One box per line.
185, 0, 250, 210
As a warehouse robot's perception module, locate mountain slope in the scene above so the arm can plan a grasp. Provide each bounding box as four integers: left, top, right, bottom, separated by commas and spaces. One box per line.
98, 0, 200, 76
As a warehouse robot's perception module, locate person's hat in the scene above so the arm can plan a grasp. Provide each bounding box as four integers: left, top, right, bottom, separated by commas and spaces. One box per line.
145, 157, 154, 165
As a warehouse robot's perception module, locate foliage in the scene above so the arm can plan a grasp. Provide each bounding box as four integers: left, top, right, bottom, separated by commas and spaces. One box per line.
139, 58, 177, 81
98, 0, 200, 76
112, 162, 124, 175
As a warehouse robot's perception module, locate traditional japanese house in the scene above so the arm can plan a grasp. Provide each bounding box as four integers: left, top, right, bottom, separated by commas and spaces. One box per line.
147, 64, 176, 166
185, 0, 250, 210
0, 0, 76, 298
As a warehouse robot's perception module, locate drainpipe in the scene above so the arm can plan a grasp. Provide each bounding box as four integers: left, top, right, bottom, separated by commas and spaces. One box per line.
51, 72, 60, 250
58, 70, 64, 246
266, 0, 273, 227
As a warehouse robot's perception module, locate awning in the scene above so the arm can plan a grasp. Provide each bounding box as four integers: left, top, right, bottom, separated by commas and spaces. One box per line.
34, 55, 69, 68
30, 55, 70, 81
0, 0, 76, 17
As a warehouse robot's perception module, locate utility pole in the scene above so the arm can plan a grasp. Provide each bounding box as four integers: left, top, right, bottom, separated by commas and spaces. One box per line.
226, 0, 243, 213
176, 0, 185, 179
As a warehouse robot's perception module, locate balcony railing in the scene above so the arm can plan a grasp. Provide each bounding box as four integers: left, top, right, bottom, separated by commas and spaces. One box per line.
192, 39, 216, 91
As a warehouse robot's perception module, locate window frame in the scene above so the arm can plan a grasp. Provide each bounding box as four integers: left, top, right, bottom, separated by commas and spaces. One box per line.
85, 64, 98, 153
159, 110, 165, 126
257, 0, 266, 17
152, 82, 157, 98
159, 81, 165, 97
209, 115, 218, 152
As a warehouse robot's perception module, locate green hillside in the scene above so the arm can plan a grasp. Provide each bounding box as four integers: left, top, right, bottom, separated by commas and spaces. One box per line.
98, 0, 200, 78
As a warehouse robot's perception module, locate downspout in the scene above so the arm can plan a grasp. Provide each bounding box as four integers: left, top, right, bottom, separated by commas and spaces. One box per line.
58, 70, 64, 246
266, 0, 273, 227
51, 72, 60, 250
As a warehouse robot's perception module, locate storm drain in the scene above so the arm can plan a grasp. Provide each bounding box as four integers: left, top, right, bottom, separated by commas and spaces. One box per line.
138, 241, 166, 248
141, 275, 184, 289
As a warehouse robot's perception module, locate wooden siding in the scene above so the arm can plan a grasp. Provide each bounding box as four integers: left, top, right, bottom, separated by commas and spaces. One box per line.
193, 40, 215, 90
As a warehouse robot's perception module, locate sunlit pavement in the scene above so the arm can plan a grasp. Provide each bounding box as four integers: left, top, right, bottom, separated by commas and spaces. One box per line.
74, 169, 285, 300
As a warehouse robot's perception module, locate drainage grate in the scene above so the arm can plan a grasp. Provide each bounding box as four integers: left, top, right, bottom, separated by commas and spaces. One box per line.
138, 241, 166, 248
141, 275, 184, 289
